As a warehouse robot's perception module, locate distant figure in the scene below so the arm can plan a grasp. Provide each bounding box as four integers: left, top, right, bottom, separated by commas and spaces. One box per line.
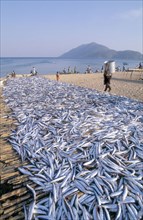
32, 67, 36, 75
68, 66, 71, 73
103, 67, 112, 92
116, 66, 121, 72
63, 68, 66, 74
139, 62, 142, 69
74, 66, 77, 73
31, 67, 37, 76
87, 65, 91, 73
122, 65, 126, 72
101, 66, 104, 73
56, 72, 60, 81
11, 70, 16, 77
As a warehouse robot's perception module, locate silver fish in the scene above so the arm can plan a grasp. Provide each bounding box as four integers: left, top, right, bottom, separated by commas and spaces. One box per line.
3, 76, 143, 220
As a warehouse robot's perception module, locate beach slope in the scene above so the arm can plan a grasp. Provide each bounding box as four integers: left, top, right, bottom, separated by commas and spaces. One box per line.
45, 72, 143, 102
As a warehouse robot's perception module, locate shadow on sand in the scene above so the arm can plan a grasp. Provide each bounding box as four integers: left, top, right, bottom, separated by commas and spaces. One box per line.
112, 77, 143, 84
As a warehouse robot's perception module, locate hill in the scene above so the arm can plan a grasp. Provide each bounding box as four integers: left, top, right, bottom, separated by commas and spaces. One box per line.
59, 42, 142, 60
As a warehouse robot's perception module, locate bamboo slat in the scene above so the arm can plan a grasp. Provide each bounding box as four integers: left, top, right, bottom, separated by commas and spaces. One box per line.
0, 88, 49, 220
2, 194, 31, 208
0, 187, 27, 201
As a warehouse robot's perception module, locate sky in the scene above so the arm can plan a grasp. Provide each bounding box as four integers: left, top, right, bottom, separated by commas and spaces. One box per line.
1, 0, 143, 57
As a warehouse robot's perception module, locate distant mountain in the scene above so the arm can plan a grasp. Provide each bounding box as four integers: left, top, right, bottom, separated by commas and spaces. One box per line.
113, 50, 142, 60
59, 42, 142, 60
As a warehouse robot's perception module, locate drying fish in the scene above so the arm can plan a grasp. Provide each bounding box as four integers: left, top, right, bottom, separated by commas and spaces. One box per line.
3, 76, 143, 220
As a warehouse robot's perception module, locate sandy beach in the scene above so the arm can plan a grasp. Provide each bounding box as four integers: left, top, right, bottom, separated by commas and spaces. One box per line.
44, 71, 143, 102
0, 71, 143, 102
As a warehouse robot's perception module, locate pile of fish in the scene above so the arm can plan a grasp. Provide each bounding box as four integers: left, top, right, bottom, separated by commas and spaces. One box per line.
3, 76, 143, 220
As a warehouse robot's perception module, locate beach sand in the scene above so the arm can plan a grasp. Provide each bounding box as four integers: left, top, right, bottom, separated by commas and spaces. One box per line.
44, 72, 143, 102
0, 71, 143, 102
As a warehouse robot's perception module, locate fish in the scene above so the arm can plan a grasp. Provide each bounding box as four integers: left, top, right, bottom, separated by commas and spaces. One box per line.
3, 76, 143, 220
26, 184, 36, 220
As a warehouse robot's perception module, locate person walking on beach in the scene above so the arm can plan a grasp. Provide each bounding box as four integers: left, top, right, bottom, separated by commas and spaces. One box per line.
56, 72, 60, 81
139, 62, 142, 69
101, 65, 104, 73
103, 66, 112, 92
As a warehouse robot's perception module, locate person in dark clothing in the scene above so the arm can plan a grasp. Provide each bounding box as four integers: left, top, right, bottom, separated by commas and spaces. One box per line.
56, 72, 60, 81
104, 69, 112, 92
139, 62, 142, 69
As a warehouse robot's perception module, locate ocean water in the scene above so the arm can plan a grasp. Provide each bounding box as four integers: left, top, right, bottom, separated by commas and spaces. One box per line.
0, 57, 141, 77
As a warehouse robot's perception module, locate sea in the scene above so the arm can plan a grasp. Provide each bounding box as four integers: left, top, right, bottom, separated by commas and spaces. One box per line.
0, 57, 142, 77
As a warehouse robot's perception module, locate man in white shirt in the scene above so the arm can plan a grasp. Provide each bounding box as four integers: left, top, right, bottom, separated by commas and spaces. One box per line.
31, 67, 37, 76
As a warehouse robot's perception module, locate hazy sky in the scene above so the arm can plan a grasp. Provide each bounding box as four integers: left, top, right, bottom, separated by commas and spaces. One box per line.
1, 0, 143, 57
